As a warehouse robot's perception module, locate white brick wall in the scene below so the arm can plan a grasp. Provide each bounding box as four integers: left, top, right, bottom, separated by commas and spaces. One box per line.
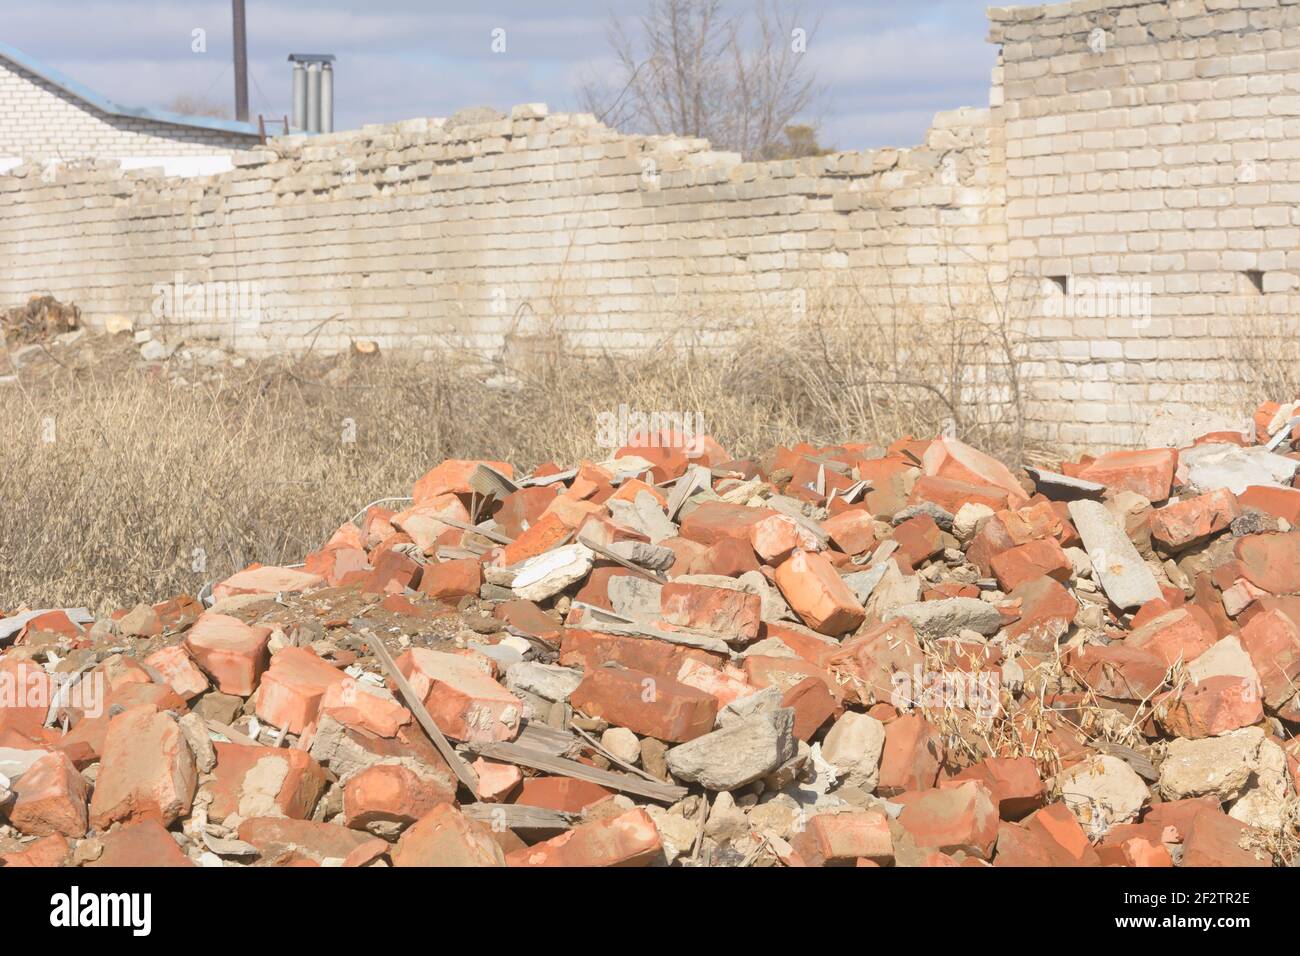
6, 0, 1297, 451
0, 56, 260, 161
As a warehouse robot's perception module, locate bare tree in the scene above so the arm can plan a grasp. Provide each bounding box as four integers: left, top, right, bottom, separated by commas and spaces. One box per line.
581, 0, 824, 160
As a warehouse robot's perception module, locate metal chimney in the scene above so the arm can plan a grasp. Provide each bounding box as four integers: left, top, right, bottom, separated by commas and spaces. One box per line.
287, 54, 336, 133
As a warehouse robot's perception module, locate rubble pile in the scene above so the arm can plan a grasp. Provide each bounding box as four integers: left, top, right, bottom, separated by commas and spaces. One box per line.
4, 403, 1300, 868
1, 295, 79, 348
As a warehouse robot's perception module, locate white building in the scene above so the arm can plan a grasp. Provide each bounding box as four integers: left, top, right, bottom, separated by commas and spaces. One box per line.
0, 40, 262, 177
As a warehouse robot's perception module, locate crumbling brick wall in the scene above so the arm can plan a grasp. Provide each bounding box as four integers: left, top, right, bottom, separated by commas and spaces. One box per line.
0, 56, 260, 162
0, 104, 1003, 362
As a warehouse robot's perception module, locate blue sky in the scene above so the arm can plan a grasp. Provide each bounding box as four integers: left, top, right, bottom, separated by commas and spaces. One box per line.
0, 0, 1001, 150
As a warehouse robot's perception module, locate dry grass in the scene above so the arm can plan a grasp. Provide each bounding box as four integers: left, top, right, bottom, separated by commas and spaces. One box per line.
1, 305, 1030, 613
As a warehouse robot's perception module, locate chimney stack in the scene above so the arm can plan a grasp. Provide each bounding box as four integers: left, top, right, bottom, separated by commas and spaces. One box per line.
288, 54, 335, 133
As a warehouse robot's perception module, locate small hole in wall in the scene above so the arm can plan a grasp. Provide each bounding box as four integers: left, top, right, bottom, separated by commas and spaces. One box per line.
1242, 270, 1265, 293
1047, 275, 1070, 295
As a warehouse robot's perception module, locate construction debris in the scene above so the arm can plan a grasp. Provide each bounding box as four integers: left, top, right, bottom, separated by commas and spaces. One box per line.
3, 410, 1300, 868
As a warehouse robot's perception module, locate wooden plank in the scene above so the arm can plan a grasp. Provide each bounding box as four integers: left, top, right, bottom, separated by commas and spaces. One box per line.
1087, 739, 1158, 782
204, 718, 260, 748
473, 741, 687, 804
564, 616, 730, 655
515, 720, 578, 757
368, 637, 481, 798
436, 515, 514, 545
576, 532, 666, 583
462, 803, 576, 833
570, 723, 663, 784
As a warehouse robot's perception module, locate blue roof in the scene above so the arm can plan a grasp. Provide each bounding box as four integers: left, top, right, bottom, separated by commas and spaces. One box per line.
0, 40, 262, 138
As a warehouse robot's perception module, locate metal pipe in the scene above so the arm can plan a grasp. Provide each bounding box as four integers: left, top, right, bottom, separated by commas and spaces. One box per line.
306, 62, 321, 134
291, 62, 307, 131
320, 62, 334, 133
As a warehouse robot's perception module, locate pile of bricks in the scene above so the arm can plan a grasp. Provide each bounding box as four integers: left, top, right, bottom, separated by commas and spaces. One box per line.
4, 402, 1300, 868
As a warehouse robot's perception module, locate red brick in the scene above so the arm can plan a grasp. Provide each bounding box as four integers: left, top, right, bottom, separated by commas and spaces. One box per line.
8, 750, 88, 837
84, 820, 193, 867
21, 609, 84, 640
990, 536, 1072, 592
559, 628, 724, 675
1126, 607, 1217, 668
88, 705, 196, 829
143, 645, 209, 700
472, 758, 522, 802
679, 501, 774, 547
343, 762, 458, 830
781, 675, 838, 741
1156, 675, 1262, 738
891, 514, 945, 569
494, 486, 560, 538
791, 809, 893, 866
1004, 576, 1078, 651
212, 564, 324, 602
1181, 809, 1272, 867
748, 513, 820, 564
1149, 489, 1239, 550
877, 713, 943, 796
492, 599, 562, 642
615, 443, 688, 483
388, 803, 506, 866
0, 658, 53, 740
608, 477, 668, 507
1235, 531, 1300, 595
360, 548, 422, 595
1238, 608, 1300, 711
319, 677, 412, 738
821, 509, 877, 555
953, 756, 1045, 820
1077, 448, 1177, 502
417, 556, 483, 602
660, 581, 761, 641
676, 657, 759, 706
206, 742, 328, 822
254, 647, 348, 734
1066, 643, 1168, 701
826, 619, 924, 706
922, 437, 1028, 506
2, 833, 74, 868
514, 776, 614, 813
502, 510, 572, 565
507, 808, 662, 867
774, 549, 866, 635
304, 546, 371, 587
413, 459, 514, 503
395, 648, 523, 744
994, 803, 1100, 867
1238, 484, 1300, 525
896, 780, 999, 859
569, 666, 717, 742
391, 495, 471, 553
688, 537, 762, 576
183, 611, 270, 697
910, 474, 1011, 514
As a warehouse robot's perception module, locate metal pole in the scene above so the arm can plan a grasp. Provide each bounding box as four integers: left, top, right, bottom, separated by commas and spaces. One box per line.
231, 0, 249, 122
320, 62, 334, 133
